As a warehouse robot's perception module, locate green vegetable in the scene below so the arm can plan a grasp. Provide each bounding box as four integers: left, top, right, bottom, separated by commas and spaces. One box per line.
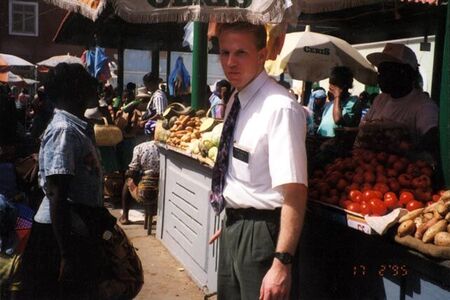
208, 146, 218, 161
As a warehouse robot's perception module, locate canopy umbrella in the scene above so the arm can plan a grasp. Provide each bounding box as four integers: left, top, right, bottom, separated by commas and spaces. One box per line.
0, 71, 39, 87
37, 54, 83, 71
266, 27, 378, 85
44, 0, 297, 24
0, 53, 35, 72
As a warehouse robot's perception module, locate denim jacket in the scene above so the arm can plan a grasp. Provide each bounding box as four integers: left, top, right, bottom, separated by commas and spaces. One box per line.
35, 109, 103, 224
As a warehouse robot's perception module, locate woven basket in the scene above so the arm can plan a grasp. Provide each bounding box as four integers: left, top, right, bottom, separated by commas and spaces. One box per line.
95, 118, 123, 146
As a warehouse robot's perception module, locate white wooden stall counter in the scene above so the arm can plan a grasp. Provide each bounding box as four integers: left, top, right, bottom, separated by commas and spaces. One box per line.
156, 145, 221, 295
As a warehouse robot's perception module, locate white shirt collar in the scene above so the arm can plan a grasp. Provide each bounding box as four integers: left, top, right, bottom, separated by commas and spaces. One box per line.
237, 71, 270, 110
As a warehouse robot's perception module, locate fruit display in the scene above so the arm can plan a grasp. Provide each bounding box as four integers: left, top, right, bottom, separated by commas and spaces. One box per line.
396, 191, 450, 247
308, 148, 441, 217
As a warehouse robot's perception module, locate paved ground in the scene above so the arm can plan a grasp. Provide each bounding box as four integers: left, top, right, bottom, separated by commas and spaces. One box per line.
109, 207, 215, 300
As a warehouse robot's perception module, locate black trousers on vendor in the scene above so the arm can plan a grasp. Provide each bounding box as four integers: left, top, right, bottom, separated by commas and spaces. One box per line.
218, 207, 300, 300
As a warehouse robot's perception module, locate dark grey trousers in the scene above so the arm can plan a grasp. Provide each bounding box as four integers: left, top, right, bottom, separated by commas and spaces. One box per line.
217, 209, 300, 300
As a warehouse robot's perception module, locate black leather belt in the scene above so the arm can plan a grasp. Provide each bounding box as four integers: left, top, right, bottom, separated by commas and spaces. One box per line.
225, 207, 281, 224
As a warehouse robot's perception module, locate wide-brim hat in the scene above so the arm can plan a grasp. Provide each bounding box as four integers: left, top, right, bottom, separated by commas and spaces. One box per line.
136, 87, 150, 99
367, 43, 418, 70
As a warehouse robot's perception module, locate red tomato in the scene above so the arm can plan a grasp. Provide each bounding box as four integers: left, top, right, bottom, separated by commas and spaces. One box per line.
399, 191, 414, 207
360, 201, 371, 215
339, 199, 352, 209
374, 183, 389, 195
426, 201, 434, 207
432, 194, 441, 202
406, 200, 424, 211
363, 190, 379, 202
347, 203, 362, 213
349, 190, 363, 202
369, 198, 387, 216
384, 192, 399, 210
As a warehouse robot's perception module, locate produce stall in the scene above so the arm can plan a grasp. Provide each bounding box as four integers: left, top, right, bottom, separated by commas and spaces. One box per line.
302, 121, 450, 299
154, 108, 223, 294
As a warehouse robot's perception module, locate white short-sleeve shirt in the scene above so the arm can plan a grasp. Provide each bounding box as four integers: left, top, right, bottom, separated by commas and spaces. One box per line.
223, 71, 308, 210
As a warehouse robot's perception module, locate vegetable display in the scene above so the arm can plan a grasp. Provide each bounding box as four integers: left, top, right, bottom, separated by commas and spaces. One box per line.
156, 110, 223, 165
309, 148, 441, 217
396, 191, 450, 247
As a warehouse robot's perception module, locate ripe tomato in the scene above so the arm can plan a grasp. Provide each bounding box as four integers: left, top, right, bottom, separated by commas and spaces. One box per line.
360, 202, 371, 215
406, 200, 424, 211
347, 202, 362, 213
363, 171, 376, 183
349, 190, 363, 202
399, 191, 414, 207
353, 173, 364, 184
373, 183, 389, 195
336, 178, 348, 191
369, 198, 387, 216
383, 192, 399, 210
363, 190, 378, 202
432, 194, 441, 202
339, 199, 352, 209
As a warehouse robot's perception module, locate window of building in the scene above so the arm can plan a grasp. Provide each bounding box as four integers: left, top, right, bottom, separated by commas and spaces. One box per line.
8, 0, 39, 37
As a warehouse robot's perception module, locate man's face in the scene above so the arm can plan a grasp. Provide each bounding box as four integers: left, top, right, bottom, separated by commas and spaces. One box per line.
377, 62, 413, 97
219, 30, 267, 91
314, 97, 326, 108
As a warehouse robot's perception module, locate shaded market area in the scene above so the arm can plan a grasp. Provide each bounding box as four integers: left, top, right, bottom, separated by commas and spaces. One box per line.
2, 0, 450, 299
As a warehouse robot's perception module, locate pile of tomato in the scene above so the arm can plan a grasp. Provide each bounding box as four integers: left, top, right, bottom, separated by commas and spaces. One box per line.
309, 148, 442, 216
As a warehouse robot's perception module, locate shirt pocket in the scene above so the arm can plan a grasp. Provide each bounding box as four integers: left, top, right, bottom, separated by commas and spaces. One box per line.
229, 143, 252, 182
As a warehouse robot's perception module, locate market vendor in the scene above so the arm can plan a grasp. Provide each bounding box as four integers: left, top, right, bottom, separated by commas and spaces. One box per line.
317, 66, 361, 137
363, 43, 439, 154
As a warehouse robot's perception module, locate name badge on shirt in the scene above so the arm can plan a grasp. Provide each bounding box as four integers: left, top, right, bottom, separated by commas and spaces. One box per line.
233, 144, 250, 163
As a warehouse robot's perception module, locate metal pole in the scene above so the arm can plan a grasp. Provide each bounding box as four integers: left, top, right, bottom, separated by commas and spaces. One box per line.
191, 21, 208, 110
152, 50, 160, 78
431, 7, 446, 101
117, 45, 124, 100
439, 5, 450, 186
166, 51, 171, 88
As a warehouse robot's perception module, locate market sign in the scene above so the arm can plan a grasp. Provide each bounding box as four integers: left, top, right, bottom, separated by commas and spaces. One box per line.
44, 0, 296, 24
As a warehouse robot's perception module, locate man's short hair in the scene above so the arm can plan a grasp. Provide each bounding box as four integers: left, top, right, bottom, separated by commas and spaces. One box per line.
143, 72, 159, 85
218, 22, 267, 50
126, 82, 136, 91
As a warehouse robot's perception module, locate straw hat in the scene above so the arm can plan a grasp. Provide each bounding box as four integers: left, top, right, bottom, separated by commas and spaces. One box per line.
136, 87, 150, 99
367, 43, 418, 70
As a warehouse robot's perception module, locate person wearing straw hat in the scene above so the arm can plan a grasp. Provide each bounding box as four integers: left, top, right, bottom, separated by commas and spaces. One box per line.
209, 22, 307, 300
363, 43, 438, 153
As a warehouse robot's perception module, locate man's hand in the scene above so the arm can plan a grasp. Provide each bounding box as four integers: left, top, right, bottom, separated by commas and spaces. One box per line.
208, 228, 222, 244
329, 84, 343, 100
58, 257, 76, 283
259, 259, 292, 300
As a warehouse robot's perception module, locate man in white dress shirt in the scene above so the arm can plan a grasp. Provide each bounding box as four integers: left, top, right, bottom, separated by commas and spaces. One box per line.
211, 22, 308, 300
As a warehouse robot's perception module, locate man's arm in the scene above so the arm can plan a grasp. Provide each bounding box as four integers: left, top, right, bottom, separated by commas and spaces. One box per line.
260, 183, 308, 300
